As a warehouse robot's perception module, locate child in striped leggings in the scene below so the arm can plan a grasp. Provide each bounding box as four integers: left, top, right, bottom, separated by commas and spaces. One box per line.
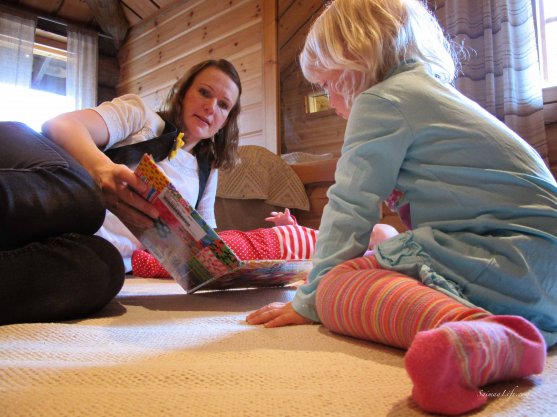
131, 209, 319, 277
246, 0, 557, 415
132, 208, 395, 276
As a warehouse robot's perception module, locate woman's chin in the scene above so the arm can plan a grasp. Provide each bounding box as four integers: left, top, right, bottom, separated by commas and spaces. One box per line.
186, 127, 213, 142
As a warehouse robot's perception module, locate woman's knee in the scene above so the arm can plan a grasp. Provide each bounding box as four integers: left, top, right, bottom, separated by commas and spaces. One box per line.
0, 234, 125, 325
0, 122, 106, 249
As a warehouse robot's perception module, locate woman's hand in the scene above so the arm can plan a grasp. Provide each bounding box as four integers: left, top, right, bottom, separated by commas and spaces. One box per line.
265, 208, 297, 226
246, 301, 313, 328
93, 161, 159, 230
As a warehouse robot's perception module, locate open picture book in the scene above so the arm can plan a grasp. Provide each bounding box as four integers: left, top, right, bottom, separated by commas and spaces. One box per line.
133, 154, 312, 293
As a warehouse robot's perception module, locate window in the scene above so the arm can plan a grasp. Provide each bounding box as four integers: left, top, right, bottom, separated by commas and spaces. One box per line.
0, 28, 73, 131
535, 0, 557, 88
32, 29, 68, 96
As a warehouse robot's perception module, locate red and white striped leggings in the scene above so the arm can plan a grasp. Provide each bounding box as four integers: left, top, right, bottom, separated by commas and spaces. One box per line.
220, 225, 318, 260
131, 225, 317, 278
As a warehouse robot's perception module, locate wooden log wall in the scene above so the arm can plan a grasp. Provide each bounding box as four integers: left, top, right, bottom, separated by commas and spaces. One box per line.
97, 45, 120, 104
116, 0, 278, 152
278, 0, 346, 156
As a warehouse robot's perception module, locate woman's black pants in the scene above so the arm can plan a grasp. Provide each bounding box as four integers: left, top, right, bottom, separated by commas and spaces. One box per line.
0, 122, 125, 324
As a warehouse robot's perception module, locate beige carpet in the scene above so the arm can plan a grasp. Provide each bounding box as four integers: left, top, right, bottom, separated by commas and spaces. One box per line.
1, 277, 556, 417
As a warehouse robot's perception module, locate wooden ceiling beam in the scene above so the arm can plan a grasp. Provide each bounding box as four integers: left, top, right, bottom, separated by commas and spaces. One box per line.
85, 0, 129, 49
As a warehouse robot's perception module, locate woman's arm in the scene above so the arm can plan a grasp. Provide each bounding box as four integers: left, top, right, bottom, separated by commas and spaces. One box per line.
43, 109, 110, 173
42, 110, 158, 229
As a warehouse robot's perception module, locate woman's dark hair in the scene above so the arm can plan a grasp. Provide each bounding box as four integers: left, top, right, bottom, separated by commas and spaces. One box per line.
160, 59, 242, 170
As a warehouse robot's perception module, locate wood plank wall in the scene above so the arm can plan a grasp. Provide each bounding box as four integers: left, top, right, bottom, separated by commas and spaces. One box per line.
116, 0, 279, 152
278, 0, 346, 156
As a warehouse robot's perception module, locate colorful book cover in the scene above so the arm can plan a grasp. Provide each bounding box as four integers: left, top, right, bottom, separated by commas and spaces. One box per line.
133, 154, 311, 293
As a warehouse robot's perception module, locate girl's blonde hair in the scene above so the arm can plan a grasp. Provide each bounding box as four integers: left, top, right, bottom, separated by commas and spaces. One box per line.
300, 0, 457, 108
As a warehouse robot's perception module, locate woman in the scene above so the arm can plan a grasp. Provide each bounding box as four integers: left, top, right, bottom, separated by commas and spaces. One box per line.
43, 59, 242, 271
0, 120, 125, 325
246, 1, 557, 415
0, 59, 241, 325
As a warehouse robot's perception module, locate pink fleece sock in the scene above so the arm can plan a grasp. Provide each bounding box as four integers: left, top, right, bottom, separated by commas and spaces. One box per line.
404, 315, 546, 415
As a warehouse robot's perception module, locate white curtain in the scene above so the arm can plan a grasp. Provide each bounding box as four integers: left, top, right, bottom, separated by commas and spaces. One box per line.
0, 8, 36, 88
67, 25, 98, 109
434, 0, 548, 162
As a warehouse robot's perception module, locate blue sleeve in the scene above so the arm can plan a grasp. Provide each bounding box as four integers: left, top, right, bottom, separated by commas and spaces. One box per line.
291, 93, 414, 322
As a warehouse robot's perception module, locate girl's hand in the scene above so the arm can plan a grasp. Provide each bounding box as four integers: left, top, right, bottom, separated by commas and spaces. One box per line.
93, 161, 159, 230
246, 302, 312, 328
265, 208, 297, 226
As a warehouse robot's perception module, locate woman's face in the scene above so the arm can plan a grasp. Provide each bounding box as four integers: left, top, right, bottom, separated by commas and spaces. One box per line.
317, 70, 350, 120
182, 66, 240, 143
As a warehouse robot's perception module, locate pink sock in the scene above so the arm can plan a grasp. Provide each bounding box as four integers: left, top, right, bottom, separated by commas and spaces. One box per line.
404, 315, 546, 415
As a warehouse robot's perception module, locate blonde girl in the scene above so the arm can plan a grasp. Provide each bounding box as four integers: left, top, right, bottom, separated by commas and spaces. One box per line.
247, 1, 557, 415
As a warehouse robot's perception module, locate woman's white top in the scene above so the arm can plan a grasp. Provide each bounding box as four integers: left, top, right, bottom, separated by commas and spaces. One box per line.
93, 94, 218, 271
